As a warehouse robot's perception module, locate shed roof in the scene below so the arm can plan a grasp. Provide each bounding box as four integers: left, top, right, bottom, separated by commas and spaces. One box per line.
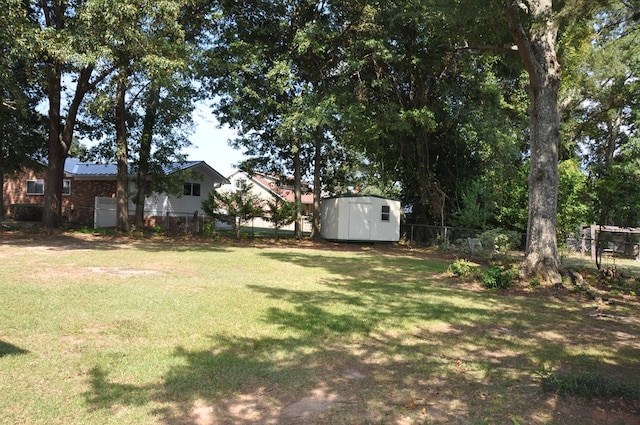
322, 194, 400, 202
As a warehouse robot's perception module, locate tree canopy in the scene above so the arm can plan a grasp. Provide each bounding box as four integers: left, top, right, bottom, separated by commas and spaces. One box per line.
3, 0, 640, 281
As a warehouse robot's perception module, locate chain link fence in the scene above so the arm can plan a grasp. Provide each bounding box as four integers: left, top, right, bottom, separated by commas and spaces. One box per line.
401, 223, 482, 247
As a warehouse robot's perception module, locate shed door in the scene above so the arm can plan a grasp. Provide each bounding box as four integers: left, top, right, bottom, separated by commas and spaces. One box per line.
348, 202, 371, 240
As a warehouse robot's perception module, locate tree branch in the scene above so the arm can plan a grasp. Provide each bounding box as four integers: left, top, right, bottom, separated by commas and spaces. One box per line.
455, 43, 519, 54
505, 0, 540, 85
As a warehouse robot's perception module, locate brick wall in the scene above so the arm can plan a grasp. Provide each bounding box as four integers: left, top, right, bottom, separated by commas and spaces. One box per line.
3, 168, 43, 210
3, 168, 117, 224
65, 179, 117, 224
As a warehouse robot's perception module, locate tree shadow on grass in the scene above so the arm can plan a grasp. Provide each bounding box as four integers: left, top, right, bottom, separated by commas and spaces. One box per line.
82, 248, 640, 424
0, 230, 234, 253
0, 340, 28, 357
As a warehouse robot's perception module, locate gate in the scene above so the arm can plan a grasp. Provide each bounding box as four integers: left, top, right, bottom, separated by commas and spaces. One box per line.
94, 197, 117, 228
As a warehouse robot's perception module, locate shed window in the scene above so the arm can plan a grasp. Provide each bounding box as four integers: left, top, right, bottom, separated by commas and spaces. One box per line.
183, 183, 201, 196
381, 205, 390, 221
26, 180, 44, 195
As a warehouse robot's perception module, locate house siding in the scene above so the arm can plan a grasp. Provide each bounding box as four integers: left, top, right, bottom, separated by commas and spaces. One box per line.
3, 160, 227, 227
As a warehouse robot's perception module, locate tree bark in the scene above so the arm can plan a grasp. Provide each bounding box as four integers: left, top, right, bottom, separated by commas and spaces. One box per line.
293, 139, 303, 240
311, 129, 322, 240
42, 60, 65, 228
506, 0, 561, 283
115, 66, 130, 232
135, 85, 161, 228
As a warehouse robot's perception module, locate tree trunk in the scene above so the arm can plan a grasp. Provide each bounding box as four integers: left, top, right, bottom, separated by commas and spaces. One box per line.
506, 0, 561, 283
0, 136, 4, 224
38, 2, 108, 228
135, 85, 161, 228
311, 130, 322, 240
115, 66, 130, 232
42, 63, 96, 228
42, 61, 65, 228
293, 139, 303, 240
524, 81, 561, 282
597, 110, 622, 226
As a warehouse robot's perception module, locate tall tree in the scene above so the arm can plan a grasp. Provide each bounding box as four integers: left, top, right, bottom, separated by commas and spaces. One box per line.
81, 0, 199, 230
31, 1, 115, 228
336, 1, 524, 229
209, 0, 350, 239
1, 1, 46, 223
562, 2, 640, 227
504, 0, 634, 281
506, 0, 563, 282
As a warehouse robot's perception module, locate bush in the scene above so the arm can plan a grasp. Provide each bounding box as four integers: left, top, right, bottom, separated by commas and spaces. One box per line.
9, 204, 43, 221
448, 259, 479, 278
482, 264, 518, 289
479, 228, 522, 254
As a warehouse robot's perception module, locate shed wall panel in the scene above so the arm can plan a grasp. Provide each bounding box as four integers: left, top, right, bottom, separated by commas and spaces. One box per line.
321, 196, 400, 242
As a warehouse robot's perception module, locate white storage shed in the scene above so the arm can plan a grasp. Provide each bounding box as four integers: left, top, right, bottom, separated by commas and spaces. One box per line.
320, 195, 401, 242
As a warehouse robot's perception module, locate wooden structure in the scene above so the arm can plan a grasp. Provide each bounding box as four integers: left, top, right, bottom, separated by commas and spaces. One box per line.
581, 225, 640, 264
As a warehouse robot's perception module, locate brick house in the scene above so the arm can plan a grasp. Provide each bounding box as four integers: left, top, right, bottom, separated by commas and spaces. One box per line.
2, 158, 229, 227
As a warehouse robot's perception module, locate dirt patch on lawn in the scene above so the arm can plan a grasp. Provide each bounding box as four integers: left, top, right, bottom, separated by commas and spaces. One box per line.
3, 230, 640, 424
87, 267, 161, 278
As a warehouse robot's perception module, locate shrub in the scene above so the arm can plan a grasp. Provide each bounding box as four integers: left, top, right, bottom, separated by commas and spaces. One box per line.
8, 204, 43, 221
479, 228, 522, 254
448, 259, 479, 277
482, 264, 518, 289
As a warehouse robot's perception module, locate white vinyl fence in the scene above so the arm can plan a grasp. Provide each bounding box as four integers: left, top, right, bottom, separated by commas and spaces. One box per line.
94, 197, 117, 228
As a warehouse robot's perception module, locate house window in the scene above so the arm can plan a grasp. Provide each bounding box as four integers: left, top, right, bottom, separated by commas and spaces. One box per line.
183, 183, 201, 196
235, 178, 247, 189
26, 180, 45, 195
62, 180, 71, 196
26, 180, 71, 195
381, 205, 390, 221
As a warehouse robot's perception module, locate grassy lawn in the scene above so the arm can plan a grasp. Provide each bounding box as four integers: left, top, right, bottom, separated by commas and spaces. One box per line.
1, 232, 639, 424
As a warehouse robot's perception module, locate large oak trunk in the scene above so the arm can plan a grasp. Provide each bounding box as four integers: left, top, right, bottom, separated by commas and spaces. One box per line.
524, 82, 561, 282
507, 0, 561, 283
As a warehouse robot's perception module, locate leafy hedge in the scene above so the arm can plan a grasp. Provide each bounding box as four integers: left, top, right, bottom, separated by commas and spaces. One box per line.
9, 204, 44, 221
479, 228, 522, 253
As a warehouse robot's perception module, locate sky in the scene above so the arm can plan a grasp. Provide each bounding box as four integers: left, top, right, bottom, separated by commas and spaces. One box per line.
182, 105, 246, 178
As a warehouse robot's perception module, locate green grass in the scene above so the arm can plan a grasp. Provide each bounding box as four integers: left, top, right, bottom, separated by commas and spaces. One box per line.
540, 370, 640, 400
1, 232, 639, 424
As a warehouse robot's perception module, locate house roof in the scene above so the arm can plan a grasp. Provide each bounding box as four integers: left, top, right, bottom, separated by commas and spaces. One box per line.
250, 174, 314, 205
65, 159, 118, 176
63, 158, 229, 184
